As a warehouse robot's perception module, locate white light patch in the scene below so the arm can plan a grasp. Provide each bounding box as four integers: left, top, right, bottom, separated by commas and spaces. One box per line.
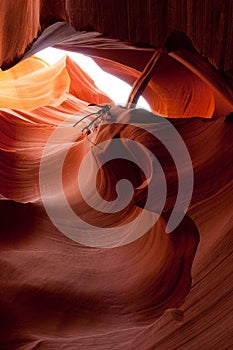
35, 47, 151, 110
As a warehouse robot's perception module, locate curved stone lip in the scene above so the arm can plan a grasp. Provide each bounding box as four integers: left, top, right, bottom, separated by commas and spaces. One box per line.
39, 105, 194, 248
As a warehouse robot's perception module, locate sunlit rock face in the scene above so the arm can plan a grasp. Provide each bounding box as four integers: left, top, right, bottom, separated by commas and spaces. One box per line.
0, 2, 233, 349
1, 0, 233, 75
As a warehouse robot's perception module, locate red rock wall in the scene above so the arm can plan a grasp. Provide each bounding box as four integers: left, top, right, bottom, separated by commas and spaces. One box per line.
0, 1, 232, 349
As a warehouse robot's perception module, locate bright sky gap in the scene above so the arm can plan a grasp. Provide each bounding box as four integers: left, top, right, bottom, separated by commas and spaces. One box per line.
35, 47, 151, 111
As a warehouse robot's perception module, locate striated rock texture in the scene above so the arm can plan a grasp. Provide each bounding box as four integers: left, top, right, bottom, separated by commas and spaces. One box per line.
0, 0, 233, 76
0, 1, 233, 350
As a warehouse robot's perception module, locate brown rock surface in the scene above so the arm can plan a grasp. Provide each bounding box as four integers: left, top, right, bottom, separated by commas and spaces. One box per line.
0, 1, 232, 349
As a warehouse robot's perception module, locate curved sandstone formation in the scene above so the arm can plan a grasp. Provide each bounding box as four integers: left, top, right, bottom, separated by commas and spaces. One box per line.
0, 2, 232, 349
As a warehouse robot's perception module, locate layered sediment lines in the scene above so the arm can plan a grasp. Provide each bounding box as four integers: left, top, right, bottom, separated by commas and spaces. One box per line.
0, 3, 233, 349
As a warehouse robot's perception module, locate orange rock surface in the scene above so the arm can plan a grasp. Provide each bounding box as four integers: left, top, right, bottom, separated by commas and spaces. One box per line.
0, 2, 232, 349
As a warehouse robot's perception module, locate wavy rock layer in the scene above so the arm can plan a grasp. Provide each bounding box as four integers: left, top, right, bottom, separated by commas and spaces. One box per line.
0, 3, 233, 350
0, 0, 233, 75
